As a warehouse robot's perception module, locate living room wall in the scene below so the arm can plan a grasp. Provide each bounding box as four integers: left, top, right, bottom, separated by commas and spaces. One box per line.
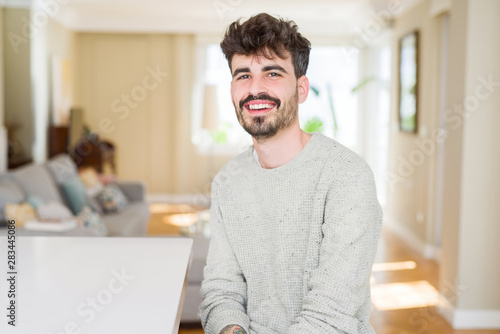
440, 0, 500, 323
1, 6, 234, 195
385, 0, 442, 256
73, 32, 233, 195
0, 6, 6, 172
2, 7, 32, 162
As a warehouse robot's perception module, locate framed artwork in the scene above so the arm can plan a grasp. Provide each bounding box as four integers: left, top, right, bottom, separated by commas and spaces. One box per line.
398, 31, 419, 133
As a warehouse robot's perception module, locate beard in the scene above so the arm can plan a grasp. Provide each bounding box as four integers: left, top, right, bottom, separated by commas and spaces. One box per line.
234, 89, 299, 141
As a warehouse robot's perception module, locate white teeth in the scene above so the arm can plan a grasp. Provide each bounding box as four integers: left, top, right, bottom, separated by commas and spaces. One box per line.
248, 104, 274, 110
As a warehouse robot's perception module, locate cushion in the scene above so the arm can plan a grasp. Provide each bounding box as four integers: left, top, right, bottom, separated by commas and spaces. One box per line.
98, 174, 116, 185
79, 167, 101, 188
10, 164, 65, 204
37, 201, 74, 221
84, 182, 105, 214
4, 202, 36, 227
96, 184, 128, 213
26, 195, 44, 209
77, 206, 107, 236
0, 175, 25, 223
45, 154, 79, 184
61, 175, 87, 215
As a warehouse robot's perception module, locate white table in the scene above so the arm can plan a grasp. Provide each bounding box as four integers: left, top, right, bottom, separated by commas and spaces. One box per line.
0, 236, 193, 334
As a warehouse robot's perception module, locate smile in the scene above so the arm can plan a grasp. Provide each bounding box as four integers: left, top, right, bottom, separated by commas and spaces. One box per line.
244, 100, 277, 114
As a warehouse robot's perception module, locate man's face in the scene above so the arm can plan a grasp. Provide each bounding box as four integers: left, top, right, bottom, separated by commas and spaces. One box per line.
230, 51, 309, 141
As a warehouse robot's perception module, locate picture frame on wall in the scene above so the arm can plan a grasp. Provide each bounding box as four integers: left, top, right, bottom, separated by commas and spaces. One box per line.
398, 30, 419, 133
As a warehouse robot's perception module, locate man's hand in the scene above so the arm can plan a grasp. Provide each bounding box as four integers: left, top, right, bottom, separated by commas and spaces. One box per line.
220, 324, 247, 334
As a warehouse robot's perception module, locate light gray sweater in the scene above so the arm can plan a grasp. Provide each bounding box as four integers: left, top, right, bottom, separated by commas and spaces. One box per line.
200, 133, 383, 334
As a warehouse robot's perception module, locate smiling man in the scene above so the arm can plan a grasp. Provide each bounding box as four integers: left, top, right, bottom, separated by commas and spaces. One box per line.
200, 13, 383, 334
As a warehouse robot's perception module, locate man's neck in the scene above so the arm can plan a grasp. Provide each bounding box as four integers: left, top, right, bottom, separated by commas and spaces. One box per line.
252, 123, 312, 169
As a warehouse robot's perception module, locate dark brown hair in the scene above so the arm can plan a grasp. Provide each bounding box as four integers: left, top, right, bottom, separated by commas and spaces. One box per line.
220, 13, 311, 78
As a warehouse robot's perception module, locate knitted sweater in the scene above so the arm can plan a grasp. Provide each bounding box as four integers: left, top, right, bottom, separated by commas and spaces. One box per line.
200, 133, 383, 334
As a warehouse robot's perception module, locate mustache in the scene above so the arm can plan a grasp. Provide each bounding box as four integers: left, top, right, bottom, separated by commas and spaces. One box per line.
239, 94, 281, 109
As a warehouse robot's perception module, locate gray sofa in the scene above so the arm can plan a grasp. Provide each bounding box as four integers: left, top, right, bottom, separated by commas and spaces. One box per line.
0, 154, 150, 237
182, 234, 210, 322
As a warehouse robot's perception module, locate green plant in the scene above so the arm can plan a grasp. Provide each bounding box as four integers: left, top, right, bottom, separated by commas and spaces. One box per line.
351, 76, 376, 93
210, 122, 231, 144
310, 84, 338, 136
302, 117, 324, 133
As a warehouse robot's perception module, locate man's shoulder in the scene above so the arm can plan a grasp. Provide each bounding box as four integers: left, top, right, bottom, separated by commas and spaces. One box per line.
313, 133, 373, 177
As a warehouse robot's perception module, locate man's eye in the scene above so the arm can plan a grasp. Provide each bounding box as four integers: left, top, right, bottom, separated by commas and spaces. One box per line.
268, 72, 280, 77
237, 75, 250, 80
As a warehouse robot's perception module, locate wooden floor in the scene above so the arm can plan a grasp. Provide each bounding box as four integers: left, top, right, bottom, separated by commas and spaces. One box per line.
152, 211, 498, 334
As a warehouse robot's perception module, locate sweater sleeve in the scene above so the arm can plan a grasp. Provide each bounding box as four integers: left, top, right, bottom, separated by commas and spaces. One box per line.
199, 180, 250, 334
287, 162, 383, 334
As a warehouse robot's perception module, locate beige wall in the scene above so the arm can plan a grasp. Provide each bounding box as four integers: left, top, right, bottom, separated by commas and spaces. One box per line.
46, 17, 75, 125
74, 33, 233, 194
388, 0, 500, 320
386, 0, 441, 246
0, 6, 6, 172
454, 0, 500, 310
2, 8, 32, 159
439, 0, 467, 310
31, 17, 76, 162
0, 7, 3, 124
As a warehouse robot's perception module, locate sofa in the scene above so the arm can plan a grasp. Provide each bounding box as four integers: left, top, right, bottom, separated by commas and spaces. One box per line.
181, 234, 210, 322
0, 154, 150, 237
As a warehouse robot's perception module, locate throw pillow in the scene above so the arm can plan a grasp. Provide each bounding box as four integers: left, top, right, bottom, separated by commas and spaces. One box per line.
77, 206, 107, 236
37, 201, 74, 221
0, 175, 25, 225
61, 175, 87, 215
4, 202, 36, 227
96, 184, 128, 213
85, 182, 105, 214
26, 195, 44, 209
79, 167, 101, 188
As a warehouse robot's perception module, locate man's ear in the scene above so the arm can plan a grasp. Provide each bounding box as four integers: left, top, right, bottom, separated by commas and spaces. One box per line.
297, 75, 309, 104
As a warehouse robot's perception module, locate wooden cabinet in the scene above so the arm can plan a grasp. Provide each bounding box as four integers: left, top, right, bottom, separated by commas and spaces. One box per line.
48, 126, 69, 158
73, 137, 116, 174
48, 125, 116, 174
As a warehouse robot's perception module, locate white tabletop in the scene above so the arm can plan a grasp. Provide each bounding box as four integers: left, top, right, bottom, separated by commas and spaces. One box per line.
0, 236, 193, 334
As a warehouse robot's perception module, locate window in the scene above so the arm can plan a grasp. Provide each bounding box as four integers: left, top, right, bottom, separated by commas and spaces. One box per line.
299, 46, 359, 151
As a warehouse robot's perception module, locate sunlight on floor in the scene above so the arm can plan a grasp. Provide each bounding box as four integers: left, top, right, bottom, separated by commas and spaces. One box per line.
149, 203, 195, 213
372, 261, 417, 272
163, 213, 199, 227
371, 280, 439, 311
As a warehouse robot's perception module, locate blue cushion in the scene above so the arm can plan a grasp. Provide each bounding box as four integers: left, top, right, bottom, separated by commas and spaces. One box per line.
61, 175, 87, 215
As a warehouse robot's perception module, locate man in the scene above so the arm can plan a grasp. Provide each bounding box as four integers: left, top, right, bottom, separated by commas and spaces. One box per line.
200, 13, 382, 334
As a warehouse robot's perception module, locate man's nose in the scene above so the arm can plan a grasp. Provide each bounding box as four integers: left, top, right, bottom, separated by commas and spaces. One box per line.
248, 76, 267, 97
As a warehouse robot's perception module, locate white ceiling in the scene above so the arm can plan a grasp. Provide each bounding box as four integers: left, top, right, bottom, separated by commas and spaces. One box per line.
3, 0, 421, 37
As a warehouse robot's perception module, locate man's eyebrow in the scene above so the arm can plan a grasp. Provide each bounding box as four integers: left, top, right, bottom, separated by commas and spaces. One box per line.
262, 65, 288, 74
232, 67, 250, 78
232, 65, 288, 78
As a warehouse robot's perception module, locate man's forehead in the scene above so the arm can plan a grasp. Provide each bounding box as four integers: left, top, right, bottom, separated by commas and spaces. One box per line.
231, 52, 292, 70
